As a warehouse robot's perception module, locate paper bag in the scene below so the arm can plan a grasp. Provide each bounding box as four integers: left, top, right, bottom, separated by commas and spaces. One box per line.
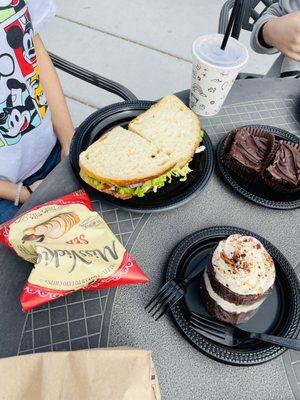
0, 348, 161, 400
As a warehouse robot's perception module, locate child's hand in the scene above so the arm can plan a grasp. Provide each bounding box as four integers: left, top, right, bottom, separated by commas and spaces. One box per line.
263, 12, 300, 61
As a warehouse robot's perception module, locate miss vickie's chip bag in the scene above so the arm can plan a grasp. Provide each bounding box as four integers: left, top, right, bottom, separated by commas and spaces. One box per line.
0, 190, 148, 312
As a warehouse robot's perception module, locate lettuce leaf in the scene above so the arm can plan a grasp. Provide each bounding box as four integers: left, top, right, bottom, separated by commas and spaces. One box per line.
87, 131, 205, 197
88, 162, 193, 197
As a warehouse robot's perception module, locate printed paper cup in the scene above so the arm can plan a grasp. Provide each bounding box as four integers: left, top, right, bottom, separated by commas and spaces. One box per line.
190, 34, 248, 116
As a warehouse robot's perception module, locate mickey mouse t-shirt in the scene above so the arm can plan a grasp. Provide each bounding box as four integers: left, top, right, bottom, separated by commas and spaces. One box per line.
0, 0, 57, 183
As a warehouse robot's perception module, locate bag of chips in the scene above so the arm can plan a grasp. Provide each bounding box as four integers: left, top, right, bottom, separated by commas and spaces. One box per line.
0, 190, 148, 312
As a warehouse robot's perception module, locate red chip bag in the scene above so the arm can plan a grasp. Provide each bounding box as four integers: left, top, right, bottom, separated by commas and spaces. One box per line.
0, 190, 148, 312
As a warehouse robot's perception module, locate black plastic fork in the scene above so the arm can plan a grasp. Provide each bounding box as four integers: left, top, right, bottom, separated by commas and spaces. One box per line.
189, 311, 300, 350
145, 261, 205, 321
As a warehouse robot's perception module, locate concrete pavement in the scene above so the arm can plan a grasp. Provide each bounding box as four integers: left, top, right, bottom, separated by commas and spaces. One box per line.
42, 0, 277, 126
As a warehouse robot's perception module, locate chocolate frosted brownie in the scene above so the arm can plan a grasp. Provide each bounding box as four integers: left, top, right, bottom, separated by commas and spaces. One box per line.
230, 129, 270, 172
264, 140, 300, 193
222, 127, 274, 182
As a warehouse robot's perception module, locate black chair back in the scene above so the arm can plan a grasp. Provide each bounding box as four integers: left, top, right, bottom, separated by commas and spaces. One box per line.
219, 0, 277, 37
49, 53, 137, 102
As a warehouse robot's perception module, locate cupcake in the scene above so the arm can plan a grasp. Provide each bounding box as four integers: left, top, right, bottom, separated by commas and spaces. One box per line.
222, 127, 274, 182
263, 140, 300, 193
200, 234, 275, 324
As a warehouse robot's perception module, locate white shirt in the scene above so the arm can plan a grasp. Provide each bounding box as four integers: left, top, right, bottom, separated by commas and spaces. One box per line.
0, 0, 57, 183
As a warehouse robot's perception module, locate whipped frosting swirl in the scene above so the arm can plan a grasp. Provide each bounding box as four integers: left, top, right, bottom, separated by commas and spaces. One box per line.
212, 234, 275, 295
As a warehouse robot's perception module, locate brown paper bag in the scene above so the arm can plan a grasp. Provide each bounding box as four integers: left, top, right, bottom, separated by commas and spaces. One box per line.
0, 348, 161, 400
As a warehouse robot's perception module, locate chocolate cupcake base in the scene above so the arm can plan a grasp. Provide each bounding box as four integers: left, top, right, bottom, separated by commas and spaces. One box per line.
206, 264, 272, 306
200, 278, 259, 325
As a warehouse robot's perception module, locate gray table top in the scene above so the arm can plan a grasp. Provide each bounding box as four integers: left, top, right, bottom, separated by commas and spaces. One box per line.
0, 78, 299, 400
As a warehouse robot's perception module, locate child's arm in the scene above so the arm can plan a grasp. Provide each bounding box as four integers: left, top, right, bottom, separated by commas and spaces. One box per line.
0, 37, 73, 204
250, 1, 300, 60
33, 34, 74, 159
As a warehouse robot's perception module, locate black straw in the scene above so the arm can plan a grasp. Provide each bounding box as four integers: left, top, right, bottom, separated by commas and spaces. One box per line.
220, 0, 241, 50
232, 0, 247, 40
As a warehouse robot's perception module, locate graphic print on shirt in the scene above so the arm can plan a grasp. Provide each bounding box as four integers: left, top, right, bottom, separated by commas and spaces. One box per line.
27, 66, 47, 117
0, 53, 15, 78
0, 78, 40, 145
5, 8, 37, 77
0, 0, 26, 23
0, 2, 48, 146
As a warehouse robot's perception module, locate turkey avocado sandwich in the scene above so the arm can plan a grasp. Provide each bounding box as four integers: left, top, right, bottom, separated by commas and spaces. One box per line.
79, 95, 205, 200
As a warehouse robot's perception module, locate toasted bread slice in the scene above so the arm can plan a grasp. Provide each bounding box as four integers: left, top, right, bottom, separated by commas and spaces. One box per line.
129, 95, 201, 168
79, 126, 175, 186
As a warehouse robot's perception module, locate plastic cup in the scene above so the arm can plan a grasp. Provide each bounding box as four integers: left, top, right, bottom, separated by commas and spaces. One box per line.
190, 34, 249, 116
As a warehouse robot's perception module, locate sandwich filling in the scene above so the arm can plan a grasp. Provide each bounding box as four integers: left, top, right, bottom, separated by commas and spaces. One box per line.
87, 161, 193, 197
87, 131, 205, 198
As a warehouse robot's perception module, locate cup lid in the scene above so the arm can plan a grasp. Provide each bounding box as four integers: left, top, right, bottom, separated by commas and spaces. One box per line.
192, 34, 248, 69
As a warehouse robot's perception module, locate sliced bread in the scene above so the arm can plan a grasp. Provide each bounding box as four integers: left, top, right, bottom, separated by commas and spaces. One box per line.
79, 126, 175, 186
129, 94, 201, 168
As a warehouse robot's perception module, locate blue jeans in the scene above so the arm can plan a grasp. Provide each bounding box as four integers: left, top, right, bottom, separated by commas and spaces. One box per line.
0, 142, 61, 224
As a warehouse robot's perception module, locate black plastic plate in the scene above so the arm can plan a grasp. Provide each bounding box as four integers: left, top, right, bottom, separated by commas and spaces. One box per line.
216, 125, 300, 209
70, 100, 214, 213
165, 226, 300, 366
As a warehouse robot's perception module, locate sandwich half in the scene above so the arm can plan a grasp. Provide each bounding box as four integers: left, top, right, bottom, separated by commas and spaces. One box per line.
129, 94, 202, 168
79, 95, 204, 199
80, 127, 176, 199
